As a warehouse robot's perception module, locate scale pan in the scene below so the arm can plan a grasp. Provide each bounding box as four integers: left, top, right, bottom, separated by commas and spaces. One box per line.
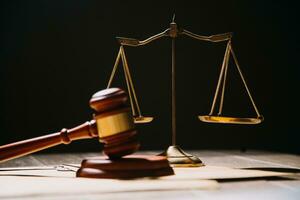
134, 116, 154, 124
198, 115, 263, 125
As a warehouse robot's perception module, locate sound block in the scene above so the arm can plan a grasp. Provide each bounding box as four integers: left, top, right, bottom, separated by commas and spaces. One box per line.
76, 155, 174, 179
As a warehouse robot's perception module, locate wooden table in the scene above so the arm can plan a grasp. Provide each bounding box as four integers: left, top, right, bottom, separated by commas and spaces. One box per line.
0, 150, 300, 199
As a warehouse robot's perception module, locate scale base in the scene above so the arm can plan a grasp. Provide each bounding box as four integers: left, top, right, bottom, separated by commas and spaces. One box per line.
159, 146, 204, 167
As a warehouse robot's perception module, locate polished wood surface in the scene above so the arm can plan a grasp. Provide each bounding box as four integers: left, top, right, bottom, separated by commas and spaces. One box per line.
0, 88, 139, 163
0, 121, 98, 163
0, 150, 299, 200
77, 155, 174, 179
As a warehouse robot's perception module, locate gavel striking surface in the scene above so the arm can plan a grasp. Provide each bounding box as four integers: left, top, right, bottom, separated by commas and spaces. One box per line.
77, 155, 174, 179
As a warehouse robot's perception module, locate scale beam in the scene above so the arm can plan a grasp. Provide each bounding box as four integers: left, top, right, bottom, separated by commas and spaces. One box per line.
181, 30, 232, 42
117, 29, 169, 47
117, 22, 233, 47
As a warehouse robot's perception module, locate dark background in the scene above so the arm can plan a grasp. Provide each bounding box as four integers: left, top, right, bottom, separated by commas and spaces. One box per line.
1, 0, 299, 154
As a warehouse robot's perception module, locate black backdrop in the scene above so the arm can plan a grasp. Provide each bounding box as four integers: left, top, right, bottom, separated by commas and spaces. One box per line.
1, 0, 299, 153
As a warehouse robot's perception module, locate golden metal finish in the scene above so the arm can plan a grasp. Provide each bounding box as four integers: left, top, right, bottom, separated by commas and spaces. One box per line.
199, 40, 263, 124
181, 30, 232, 42
159, 146, 204, 167
171, 36, 176, 146
117, 29, 169, 47
95, 111, 134, 138
106, 46, 154, 124
134, 116, 154, 124
104, 15, 263, 167
199, 115, 263, 125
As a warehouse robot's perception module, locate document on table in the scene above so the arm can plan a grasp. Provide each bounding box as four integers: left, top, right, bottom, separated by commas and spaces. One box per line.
0, 165, 294, 198
0, 165, 292, 179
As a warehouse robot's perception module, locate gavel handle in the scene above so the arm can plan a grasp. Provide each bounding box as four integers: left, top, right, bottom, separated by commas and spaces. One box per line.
0, 120, 98, 163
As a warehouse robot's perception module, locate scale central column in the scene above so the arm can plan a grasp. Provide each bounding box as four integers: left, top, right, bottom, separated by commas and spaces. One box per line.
171, 38, 176, 146
159, 19, 204, 167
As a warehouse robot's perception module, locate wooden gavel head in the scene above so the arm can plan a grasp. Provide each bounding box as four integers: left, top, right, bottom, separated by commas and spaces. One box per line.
90, 88, 140, 159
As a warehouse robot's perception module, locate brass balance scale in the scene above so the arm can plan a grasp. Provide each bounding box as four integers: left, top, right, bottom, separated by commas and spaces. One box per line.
106, 16, 263, 167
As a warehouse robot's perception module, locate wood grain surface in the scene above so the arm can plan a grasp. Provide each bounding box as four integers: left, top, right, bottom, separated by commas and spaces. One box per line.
0, 150, 299, 200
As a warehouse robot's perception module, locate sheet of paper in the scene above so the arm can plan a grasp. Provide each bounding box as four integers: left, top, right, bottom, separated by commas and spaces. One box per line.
0, 165, 292, 179
0, 176, 219, 198
165, 166, 293, 180
0, 165, 294, 198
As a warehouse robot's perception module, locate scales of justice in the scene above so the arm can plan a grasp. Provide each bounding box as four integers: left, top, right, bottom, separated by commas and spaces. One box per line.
106, 15, 264, 167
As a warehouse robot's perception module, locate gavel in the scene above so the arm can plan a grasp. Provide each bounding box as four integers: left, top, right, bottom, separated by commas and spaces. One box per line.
0, 88, 140, 163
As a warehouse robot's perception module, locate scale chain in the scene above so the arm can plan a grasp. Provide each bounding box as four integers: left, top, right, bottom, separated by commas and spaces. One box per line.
120, 46, 137, 116
218, 41, 231, 115
121, 47, 143, 117
230, 47, 261, 117
106, 45, 144, 118
209, 41, 231, 115
107, 47, 122, 88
